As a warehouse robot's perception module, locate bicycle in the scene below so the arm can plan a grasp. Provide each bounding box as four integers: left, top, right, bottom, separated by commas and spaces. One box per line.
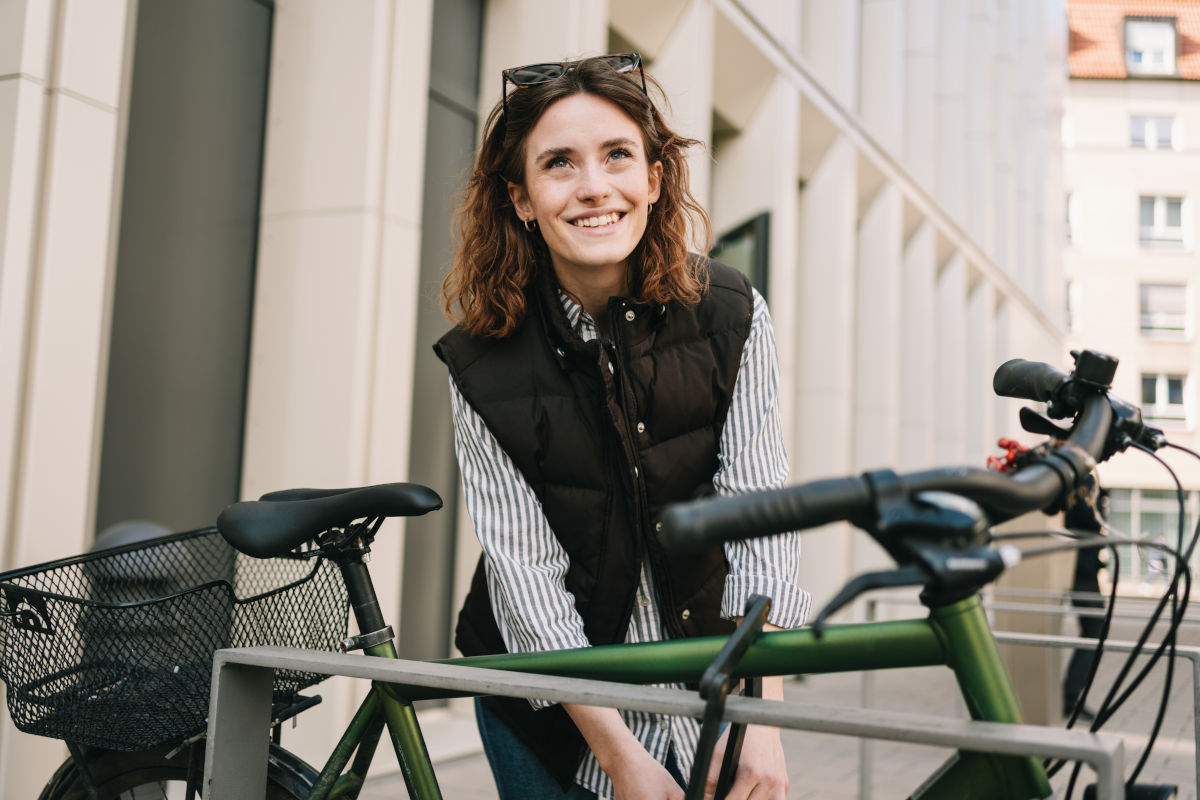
1, 349, 1191, 798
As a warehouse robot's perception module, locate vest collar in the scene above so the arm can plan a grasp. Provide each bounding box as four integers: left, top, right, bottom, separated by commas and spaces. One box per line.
531, 268, 666, 369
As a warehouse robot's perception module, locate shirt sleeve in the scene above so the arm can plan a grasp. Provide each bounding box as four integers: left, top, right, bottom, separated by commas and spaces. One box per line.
448, 376, 592, 667
714, 288, 811, 628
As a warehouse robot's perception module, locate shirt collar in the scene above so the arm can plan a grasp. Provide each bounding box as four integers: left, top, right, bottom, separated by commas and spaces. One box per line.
557, 289, 601, 343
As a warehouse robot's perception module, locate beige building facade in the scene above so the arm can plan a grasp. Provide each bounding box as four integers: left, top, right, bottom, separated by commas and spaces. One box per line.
1064, 0, 1200, 587
0, 0, 1066, 791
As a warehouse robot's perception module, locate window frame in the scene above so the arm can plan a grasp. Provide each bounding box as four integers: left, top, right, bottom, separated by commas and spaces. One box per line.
1141, 371, 1190, 428
1139, 282, 1191, 339
1130, 114, 1178, 150
1124, 17, 1178, 77
1138, 194, 1187, 248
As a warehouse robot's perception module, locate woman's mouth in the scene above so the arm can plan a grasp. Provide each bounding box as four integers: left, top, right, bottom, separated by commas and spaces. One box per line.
571, 212, 624, 228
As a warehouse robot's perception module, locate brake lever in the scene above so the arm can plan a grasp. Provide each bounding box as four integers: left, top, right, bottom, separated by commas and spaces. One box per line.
1019, 406, 1071, 438
811, 564, 927, 638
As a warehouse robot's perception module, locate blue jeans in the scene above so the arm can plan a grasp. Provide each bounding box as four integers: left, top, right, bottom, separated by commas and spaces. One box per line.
473, 699, 688, 799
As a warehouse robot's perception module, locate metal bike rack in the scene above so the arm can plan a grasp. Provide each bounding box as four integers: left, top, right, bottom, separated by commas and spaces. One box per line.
205, 646, 1127, 800
992, 631, 1200, 794
879, 594, 1200, 626
858, 597, 1199, 799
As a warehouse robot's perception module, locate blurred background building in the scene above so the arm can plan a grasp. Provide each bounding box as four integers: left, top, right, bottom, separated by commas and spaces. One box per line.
1063, 0, 1200, 588
0, 0, 1068, 791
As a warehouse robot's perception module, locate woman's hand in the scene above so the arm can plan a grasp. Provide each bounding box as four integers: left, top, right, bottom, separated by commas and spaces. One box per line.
608, 746, 686, 800
564, 703, 684, 800
703, 674, 789, 800
704, 723, 788, 800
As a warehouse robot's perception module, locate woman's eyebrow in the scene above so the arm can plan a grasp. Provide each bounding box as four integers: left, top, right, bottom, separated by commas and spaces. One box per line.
601, 137, 638, 150
534, 145, 575, 163
534, 138, 640, 164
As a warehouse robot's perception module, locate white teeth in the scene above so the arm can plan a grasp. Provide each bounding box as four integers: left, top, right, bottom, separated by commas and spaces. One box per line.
574, 212, 620, 228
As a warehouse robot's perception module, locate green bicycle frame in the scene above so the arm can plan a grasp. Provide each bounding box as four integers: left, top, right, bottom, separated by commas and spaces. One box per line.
309, 593, 1049, 800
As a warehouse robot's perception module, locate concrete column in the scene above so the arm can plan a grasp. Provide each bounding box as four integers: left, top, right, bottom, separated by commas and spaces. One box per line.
794, 136, 856, 604
0, 2, 137, 792
801, 0, 859, 111
899, 223, 936, 471
708, 77, 802, 443
992, 0, 1017, 276
1035, 0, 1067, 319
903, 0, 937, 192
1011, 0, 1035, 295
239, 0, 435, 765
0, 0, 54, 571
648, 0, 715, 217
853, 184, 903, 473
966, 277, 996, 462
859, 0, 904, 156
934, 254, 968, 464
966, 0, 996, 256
935, 0, 968, 227
852, 183, 902, 576
477, 0, 608, 124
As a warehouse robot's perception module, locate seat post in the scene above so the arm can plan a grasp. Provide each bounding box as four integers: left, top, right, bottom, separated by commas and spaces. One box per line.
330, 547, 390, 644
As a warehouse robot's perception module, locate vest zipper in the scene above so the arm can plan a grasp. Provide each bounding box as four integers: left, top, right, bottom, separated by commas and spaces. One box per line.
607, 320, 687, 642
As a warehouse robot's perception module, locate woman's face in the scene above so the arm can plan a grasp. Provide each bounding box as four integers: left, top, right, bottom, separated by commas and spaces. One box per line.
508, 93, 662, 292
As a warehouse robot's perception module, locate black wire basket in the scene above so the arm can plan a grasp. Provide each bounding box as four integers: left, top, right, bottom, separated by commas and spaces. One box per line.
0, 527, 348, 751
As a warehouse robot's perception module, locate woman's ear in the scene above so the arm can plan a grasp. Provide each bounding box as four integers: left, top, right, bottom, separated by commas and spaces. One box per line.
648, 161, 663, 204
508, 181, 532, 222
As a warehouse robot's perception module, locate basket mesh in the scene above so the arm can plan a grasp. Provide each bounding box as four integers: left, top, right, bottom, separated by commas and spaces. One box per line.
0, 528, 348, 750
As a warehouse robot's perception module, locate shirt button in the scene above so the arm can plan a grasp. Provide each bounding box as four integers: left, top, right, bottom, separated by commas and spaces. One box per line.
640, 595, 649, 607
655, 522, 662, 532
636, 421, 645, 433
681, 609, 691, 620
555, 347, 565, 357
607, 362, 614, 374
625, 309, 636, 322
657, 719, 668, 731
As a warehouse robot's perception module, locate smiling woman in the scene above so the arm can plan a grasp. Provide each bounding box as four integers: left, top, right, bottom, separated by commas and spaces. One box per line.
434, 55, 807, 800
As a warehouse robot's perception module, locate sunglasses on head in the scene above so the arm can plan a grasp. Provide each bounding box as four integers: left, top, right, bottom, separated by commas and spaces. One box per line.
501, 53, 646, 118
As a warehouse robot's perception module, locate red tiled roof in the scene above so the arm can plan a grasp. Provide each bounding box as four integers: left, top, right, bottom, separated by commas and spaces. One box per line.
1069, 0, 1200, 79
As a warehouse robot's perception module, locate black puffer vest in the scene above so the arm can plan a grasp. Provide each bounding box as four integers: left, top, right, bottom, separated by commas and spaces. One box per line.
433, 257, 753, 788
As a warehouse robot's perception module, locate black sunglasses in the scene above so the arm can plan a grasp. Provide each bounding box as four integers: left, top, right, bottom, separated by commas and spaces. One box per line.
501, 53, 646, 118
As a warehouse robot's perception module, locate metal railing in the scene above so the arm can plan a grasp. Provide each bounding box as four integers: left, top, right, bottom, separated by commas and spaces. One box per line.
205, 646, 1127, 800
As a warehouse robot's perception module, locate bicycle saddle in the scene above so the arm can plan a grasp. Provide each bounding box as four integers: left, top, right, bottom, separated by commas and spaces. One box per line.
217, 482, 443, 558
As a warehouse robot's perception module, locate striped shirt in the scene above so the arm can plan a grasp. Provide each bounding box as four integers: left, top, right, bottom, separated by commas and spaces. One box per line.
449, 287, 809, 797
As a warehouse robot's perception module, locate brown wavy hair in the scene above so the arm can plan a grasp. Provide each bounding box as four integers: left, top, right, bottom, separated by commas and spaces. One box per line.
441, 56, 712, 338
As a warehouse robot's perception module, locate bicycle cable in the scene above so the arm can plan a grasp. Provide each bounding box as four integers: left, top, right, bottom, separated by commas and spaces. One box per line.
1055, 445, 1196, 796
989, 500, 1196, 793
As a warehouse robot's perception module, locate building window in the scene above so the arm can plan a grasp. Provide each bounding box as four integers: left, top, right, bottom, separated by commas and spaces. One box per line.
1139, 195, 1184, 247
711, 212, 771, 296
1139, 283, 1189, 337
1107, 488, 1198, 589
1125, 18, 1177, 77
1141, 372, 1188, 426
1131, 115, 1177, 149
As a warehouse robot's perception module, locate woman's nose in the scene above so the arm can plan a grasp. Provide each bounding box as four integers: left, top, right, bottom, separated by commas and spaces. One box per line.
575, 163, 611, 200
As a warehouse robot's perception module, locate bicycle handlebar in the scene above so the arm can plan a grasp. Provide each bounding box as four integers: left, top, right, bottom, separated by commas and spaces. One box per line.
659, 365, 1113, 555
992, 358, 1068, 403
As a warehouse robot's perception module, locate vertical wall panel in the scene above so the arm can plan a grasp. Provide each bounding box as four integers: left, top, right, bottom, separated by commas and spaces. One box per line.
795, 136, 856, 604
899, 222, 937, 471
934, 253, 968, 463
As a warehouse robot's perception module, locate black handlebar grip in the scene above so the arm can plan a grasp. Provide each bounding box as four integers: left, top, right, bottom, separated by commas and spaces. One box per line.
992, 358, 1068, 403
658, 477, 872, 554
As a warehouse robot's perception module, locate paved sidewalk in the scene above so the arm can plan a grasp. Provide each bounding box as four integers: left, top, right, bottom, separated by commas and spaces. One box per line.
362, 600, 1198, 799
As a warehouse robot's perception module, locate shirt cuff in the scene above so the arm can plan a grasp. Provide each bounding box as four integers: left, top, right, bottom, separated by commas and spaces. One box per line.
722, 575, 811, 629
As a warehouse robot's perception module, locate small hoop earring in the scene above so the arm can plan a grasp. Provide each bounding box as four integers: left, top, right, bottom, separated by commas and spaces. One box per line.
648, 203, 654, 214
523, 219, 537, 232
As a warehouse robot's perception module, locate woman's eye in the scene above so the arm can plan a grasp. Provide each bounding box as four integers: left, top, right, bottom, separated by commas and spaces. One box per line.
547, 156, 569, 169
609, 148, 632, 161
